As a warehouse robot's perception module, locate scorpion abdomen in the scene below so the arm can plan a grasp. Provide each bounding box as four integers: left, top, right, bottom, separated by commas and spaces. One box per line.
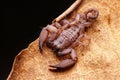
52, 26, 79, 50
61, 27, 79, 42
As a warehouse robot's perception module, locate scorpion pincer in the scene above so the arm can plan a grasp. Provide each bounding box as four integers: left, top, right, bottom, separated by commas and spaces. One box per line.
39, 8, 99, 71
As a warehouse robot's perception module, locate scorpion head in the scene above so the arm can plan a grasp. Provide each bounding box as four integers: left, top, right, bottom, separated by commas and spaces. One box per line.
52, 40, 64, 53
46, 41, 60, 53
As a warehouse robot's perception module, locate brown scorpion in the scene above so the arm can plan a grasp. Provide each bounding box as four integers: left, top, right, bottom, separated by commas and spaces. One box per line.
39, 8, 99, 71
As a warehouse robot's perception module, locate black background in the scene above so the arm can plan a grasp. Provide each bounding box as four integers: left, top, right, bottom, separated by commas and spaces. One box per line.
2, 0, 75, 79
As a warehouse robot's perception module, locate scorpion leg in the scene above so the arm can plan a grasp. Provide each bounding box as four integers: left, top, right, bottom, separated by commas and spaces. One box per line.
49, 48, 77, 71
60, 19, 71, 31
71, 14, 81, 25
39, 24, 60, 52
52, 20, 70, 34
70, 34, 90, 51
83, 34, 91, 46
60, 19, 70, 26
70, 34, 85, 48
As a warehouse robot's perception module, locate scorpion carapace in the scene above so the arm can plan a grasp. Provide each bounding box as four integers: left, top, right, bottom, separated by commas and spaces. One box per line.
39, 8, 99, 71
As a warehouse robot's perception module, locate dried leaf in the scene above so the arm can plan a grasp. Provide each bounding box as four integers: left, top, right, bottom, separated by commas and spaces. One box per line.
7, 0, 120, 80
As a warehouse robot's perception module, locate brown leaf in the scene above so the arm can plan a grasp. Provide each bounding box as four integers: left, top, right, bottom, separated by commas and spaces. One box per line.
7, 0, 120, 80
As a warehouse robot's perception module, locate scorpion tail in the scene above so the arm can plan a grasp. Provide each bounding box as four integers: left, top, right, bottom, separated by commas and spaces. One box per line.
85, 8, 99, 20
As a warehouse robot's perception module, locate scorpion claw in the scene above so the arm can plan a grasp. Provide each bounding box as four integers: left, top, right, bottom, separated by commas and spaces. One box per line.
39, 28, 48, 53
49, 65, 58, 71
48, 59, 76, 71
39, 43, 43, 53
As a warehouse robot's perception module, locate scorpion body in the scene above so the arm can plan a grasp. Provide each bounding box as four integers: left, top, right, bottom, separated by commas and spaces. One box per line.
39, 8, 99, 71
48, 25, 80, 52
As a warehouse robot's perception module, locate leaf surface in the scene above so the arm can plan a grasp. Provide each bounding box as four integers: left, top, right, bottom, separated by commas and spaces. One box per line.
7, 0, 120, 80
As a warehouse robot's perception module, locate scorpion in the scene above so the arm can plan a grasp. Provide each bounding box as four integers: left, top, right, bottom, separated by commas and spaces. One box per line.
39, 8, 99, 71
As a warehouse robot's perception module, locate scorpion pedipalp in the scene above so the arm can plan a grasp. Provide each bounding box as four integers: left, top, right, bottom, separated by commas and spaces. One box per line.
49, 48, 77, 71
39, 28, 48, 52
49, 59, 76, 71
39, 24, 60, 53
